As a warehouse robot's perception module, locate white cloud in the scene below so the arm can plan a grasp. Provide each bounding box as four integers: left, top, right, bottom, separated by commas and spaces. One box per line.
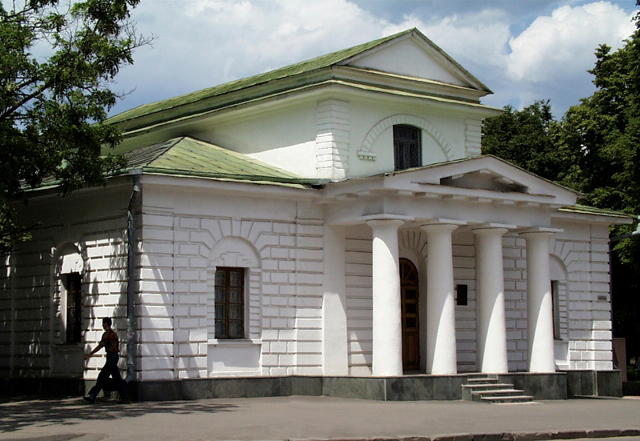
111, 0, 637, 117
112, 0, 389, 113
507, 2, 635, 83
385, 9, 512, 69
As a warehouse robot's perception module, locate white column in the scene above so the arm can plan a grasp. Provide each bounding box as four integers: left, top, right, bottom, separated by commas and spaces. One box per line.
521, 231, 556, 373
322, 225, 349, 375
473, 227, 509, 374
421, 223, 458, 375
367, 219, 404, 376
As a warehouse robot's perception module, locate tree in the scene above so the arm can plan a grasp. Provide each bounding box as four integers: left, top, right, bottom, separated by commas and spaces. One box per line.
481, 100, 571, 183
483, 4, 640, 367
557, 4, 640, 364
1, 0, 150, 251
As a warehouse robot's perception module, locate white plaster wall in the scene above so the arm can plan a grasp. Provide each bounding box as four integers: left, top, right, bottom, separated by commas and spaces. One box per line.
137, 183, 325, 380
0, 185, 131, 380
194, 104, 318, 178
189, 94, 473, 182
501, 223, 613, 372
349, 38, 467, 86
348, 99, 468, 178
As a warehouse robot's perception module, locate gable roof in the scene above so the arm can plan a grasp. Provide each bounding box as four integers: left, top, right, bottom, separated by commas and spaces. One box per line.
106, 28, 492, 133
123, 137, 316, 188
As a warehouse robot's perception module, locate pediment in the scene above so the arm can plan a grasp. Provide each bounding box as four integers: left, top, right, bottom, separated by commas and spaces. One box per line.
384, 156, 581, 206
339, 29, 491, 93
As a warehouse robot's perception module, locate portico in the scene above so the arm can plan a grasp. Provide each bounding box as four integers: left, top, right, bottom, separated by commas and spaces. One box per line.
322, 155, 580, 376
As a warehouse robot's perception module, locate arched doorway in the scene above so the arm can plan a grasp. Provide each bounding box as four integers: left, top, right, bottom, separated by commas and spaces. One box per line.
400, 258, 420, 371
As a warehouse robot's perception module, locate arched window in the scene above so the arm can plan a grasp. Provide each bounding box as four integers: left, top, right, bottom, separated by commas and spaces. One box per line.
393, 125, 422, 171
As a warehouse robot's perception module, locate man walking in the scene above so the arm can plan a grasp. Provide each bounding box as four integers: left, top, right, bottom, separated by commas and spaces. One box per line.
83, 317, 131, 404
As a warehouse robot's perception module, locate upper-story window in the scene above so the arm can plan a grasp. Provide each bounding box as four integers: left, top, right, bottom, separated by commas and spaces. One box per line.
393, 125, 422, 171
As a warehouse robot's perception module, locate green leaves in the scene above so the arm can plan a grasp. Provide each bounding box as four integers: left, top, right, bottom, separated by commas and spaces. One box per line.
481, 100, 569, 184
1, 0, 149, 251
484, 4, 640, 358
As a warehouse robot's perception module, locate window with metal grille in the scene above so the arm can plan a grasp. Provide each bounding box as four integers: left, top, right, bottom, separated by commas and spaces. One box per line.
393, 125, 422, 171
64, 273, 82, 343
214, 267, 245, 339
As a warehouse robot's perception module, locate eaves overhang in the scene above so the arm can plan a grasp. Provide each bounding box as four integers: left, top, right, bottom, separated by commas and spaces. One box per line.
113, 78, 501, 149
139, 172, 322, 201
553, 205, 634, 225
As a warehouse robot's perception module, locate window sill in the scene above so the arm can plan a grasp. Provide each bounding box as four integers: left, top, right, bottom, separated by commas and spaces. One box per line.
208, 338, 262, 346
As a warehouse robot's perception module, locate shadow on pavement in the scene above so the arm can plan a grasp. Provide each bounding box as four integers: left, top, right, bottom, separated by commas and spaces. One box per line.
0, 397, 238, 434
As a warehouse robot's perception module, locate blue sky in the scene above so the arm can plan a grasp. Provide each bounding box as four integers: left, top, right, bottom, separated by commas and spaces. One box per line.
108, 0, 637, 119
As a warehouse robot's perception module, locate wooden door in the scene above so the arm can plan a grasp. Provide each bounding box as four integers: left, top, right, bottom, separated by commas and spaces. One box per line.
400, 258, 420, 371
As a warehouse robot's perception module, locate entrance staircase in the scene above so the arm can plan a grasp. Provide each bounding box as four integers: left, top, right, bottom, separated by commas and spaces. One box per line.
462, 374, 533, 404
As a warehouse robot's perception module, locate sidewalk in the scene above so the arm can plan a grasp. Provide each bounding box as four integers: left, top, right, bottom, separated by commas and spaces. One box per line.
1, 396, 639, 441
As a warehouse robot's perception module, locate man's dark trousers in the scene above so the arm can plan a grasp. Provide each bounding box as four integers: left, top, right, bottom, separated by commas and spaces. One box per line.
88, 352, 130, 400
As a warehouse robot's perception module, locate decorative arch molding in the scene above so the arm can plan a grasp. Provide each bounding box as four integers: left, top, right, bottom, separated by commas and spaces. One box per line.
206, 236, 262, 342
50, 242, 85, 350
550, 254, 568, 281
399, 229, 428, 260
358, 114, 452, 161
208, 236, 261, 270
54, 242, 84, 274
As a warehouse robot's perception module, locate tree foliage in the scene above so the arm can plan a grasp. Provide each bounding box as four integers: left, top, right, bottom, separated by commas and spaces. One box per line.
481, 100, 571, 183
483, 4, 640, 362
561, 5, 640, 358
0, 0, 150, 251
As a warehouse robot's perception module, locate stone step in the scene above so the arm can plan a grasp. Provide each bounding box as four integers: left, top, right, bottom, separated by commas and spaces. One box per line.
479, 394, 534, 404
472, 388, 526, 399
462, 384, 518, 400
461, 374, 534, 404
464, 376, 499, 385
462, 383, 516, 391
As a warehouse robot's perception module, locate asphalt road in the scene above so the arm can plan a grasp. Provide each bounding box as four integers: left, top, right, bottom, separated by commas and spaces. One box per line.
1, 396, 639, 441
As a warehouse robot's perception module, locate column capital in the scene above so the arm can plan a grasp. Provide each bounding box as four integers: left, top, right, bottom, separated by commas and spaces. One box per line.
366, 218, 405, 229
472, 223, 515, 235
519, 227, 563, 239
472, 227, 511, 237
421, 223, 461, 234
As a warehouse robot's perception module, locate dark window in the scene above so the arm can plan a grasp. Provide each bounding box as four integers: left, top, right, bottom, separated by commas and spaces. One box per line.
214, 267, 245, 339
393, 125, 422, 171
456, 284, 468, 306
64, 273, 82, 343
551, 280, 561, 339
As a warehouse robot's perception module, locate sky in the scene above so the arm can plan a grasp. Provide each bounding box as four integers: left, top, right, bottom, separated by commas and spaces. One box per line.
96, 1, 638, 118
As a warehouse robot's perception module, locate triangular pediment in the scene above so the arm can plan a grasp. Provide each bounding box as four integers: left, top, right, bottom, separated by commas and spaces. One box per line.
385, 156, 581, 206
339, 29, 491, 93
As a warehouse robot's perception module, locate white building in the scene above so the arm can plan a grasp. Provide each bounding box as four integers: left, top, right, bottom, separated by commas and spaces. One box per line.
0, 29, 629, 401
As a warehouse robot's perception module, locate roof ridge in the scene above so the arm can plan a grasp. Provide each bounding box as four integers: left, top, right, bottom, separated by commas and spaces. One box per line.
106, 29, 415, 126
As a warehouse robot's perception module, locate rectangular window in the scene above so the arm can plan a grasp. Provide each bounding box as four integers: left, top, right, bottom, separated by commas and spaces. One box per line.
551, 280, 561, 339
456, 284, 468, 306
64, 273, 82, 343
214, 267, 245, 339
393, 125, 422, 171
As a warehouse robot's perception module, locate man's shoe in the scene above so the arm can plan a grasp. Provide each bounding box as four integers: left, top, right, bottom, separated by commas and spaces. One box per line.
82, 395, 95, 404
118, 398, 132, 404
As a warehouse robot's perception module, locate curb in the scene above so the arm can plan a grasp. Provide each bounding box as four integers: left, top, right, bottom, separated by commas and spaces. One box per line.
289, 429, 640, 441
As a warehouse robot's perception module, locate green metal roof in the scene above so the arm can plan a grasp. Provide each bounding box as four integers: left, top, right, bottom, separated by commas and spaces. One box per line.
558, 204, 633, 219
125, 137, 318, 187
107, 30, 414, 127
